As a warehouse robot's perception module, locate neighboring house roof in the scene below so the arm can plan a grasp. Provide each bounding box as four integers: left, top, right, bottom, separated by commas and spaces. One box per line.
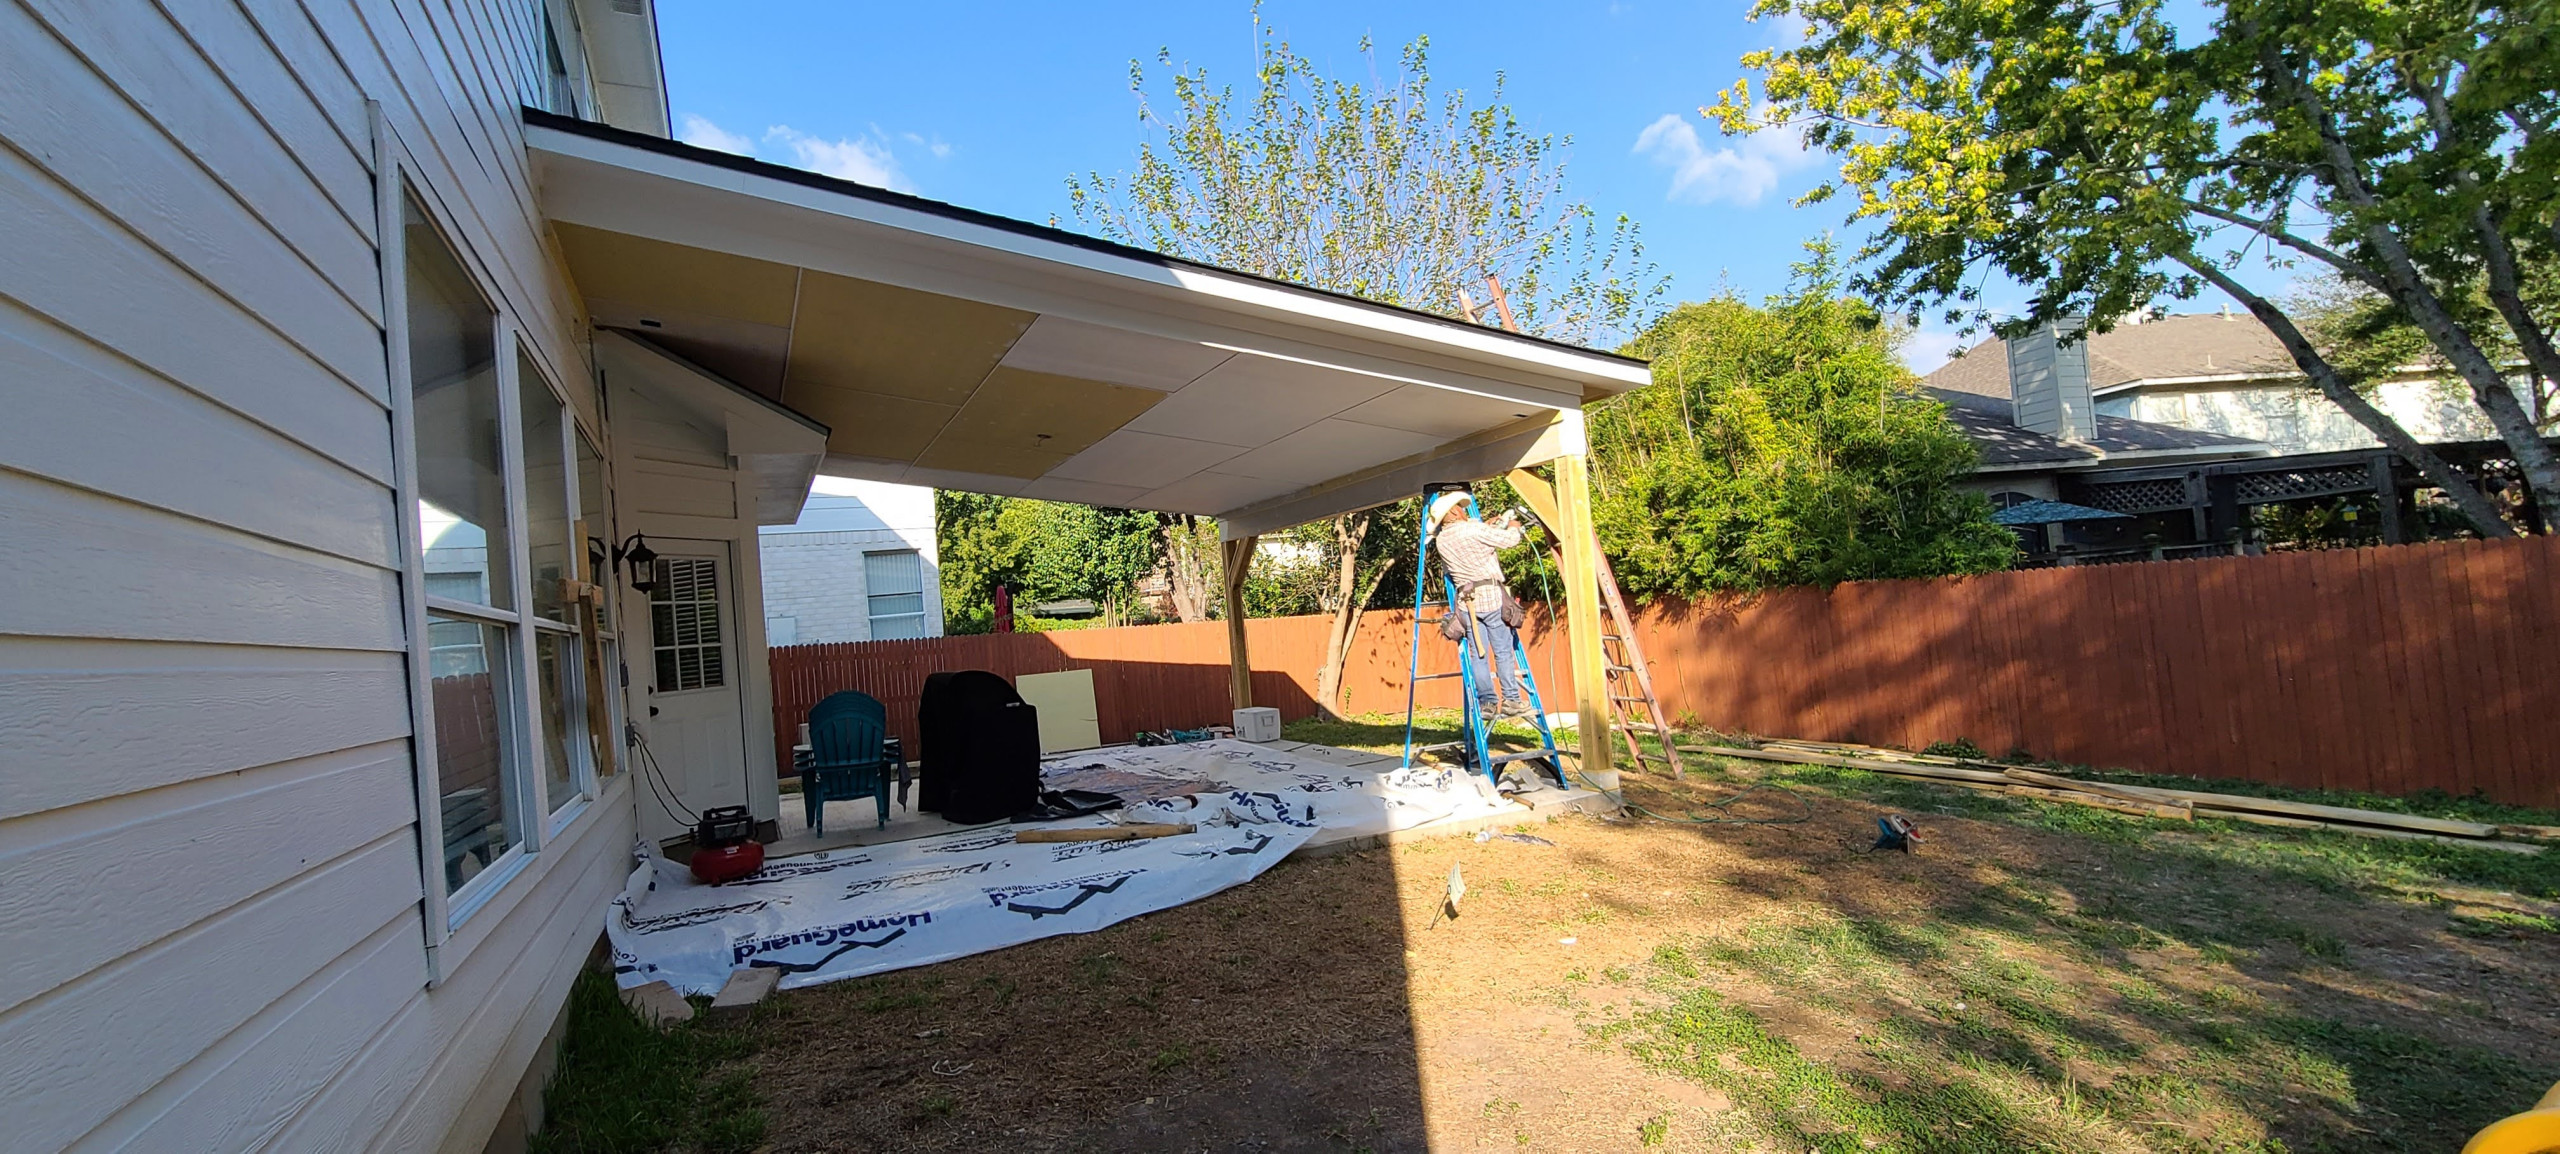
1924, 387, 2269, 468
1926, 312, 2295, 399
1991, 499, 2131, 525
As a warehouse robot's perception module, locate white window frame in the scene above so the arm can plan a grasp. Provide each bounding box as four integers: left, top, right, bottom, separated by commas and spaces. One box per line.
377, 110, 612, 971
517, 344, 599, 834
863, 548, 930, 639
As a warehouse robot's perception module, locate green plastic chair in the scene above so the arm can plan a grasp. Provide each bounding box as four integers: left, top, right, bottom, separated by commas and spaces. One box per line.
804, 691, 893, 834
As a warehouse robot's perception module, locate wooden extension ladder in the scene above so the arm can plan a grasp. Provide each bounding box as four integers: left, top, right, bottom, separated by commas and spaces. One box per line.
1468, 272, 1684, 780
1590, 549, 1684, 779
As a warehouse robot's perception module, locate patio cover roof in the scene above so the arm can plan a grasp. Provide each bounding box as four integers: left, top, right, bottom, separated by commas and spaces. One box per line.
523, 109, 1650, 537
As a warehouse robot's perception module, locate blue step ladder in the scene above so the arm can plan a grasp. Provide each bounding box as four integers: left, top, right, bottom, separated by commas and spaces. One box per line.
1399, 483, 1568, 789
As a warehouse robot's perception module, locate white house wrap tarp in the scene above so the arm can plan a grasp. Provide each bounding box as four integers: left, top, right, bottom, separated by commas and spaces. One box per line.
609, 741, 1522, 994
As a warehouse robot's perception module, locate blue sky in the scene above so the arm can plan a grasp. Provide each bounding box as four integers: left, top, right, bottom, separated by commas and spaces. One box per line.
656, 2, 1995, 371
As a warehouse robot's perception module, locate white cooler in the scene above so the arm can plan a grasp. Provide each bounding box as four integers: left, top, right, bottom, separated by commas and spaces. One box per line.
1231, 706, 1282, 743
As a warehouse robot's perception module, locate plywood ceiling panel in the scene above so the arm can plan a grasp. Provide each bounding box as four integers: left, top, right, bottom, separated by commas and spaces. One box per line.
1208, 418, 1447, 487
599, 321, 790, 399
783, 270, 1034, 406
554, 223, 799, 325
1336, 384, 1543, 441
1135, 469, 1300, 515
1016, 477, 1154, 507
1120, 351, 1398, 447
914, 366, 1163, 479
784, 385, 957, 462
1044, 428, 1247, 489
899, 463, 1033, 495
998, 315, 1233, 391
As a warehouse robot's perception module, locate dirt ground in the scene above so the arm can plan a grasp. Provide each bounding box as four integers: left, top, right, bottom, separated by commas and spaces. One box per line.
731, 767, 2560, 1152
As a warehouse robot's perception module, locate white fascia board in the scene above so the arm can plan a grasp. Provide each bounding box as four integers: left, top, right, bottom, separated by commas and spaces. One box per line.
2093, 372, 2299, 396
526, 126, 1645, 405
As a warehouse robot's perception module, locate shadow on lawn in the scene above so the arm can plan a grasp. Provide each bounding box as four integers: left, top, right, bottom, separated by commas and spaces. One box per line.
739, 848, 1430, 1153
1587, 762, 2558, 1153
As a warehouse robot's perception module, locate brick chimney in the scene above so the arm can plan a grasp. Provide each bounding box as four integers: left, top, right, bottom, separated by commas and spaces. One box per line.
2005, 316, 2093, 442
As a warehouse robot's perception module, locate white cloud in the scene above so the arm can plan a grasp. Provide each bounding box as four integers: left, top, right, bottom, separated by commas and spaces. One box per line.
674, 112, 922, 194
1901, 327, 1966, 375
903, 131, 954, 159
1632, 111, 1817, 207
676, 113, 756, 156
763, 125, 914, 192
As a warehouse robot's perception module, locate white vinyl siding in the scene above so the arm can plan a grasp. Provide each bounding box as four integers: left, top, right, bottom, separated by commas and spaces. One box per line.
0, 2, 636, 1151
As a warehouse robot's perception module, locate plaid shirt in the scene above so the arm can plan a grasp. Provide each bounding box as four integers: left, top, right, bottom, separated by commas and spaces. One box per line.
1433, 519, 1522, 614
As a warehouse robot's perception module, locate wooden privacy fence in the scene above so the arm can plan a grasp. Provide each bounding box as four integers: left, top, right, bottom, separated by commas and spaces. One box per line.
769, 616, 1336, 774
772, 534, 2559, 809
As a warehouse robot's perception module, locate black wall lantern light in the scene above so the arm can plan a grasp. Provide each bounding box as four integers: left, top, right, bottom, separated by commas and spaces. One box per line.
613, 532, 660, 594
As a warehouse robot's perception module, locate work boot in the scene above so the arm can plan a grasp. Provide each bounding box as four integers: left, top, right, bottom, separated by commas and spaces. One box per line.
1500, 697, 1537, 720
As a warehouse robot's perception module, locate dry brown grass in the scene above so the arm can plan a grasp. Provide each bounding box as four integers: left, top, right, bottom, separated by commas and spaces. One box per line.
579, 757, 2560, 1152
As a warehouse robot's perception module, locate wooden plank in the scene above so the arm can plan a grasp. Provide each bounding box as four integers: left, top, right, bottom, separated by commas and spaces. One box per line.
2148, 789, 2499, 837
1695, 743, 2017, 784
2468, 540, 2536, 809
2001, 767, 2190, 809
1012, 823, 1195, 843
1999, 785, 2192, 821
2195, 807, 2544, 853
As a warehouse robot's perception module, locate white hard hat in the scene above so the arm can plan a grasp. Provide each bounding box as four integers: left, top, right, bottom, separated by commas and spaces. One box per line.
1427, 491, 1470, 525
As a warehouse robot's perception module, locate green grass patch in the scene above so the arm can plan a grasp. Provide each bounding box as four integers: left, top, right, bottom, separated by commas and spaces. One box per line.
1599, 911, 2546, 1152
533, 971, 764, 1154
1671, 749, 2560, 902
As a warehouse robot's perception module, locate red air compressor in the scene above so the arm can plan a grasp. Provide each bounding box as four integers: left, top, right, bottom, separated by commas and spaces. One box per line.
687, 806, 765, 884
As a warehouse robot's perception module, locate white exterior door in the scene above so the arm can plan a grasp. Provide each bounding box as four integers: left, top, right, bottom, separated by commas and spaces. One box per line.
640, 540, 749, 842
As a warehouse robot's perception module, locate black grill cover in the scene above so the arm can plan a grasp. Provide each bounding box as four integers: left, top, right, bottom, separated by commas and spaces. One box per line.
917, 670, 1039, 824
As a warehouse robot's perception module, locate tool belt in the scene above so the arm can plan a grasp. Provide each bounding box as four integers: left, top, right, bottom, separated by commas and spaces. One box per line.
1441, 580, 1525, 642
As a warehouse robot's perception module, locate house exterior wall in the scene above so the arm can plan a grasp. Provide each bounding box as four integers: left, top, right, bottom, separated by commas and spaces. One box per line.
0, 2, 661, 1150
2117, 378, 2498, 454
606, 364, 789, 845
757, 479, 943, 645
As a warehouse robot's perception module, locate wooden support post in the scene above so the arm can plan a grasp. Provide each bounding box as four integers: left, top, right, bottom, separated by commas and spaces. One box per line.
1221, 534, 1258, 711
1549, 452, 1613, 779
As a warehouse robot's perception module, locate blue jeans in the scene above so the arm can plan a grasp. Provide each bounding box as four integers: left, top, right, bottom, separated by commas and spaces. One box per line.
1469, 606, 1524, 710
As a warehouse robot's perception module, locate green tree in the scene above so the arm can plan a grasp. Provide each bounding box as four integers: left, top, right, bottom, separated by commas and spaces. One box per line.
934, 493, 1165, 633
1708, 0, 2560, 534
1068, 18, 1663, 714
1589, 247, 2016, 596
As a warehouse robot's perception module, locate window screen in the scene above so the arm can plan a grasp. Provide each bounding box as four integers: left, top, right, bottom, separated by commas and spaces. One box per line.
865, 550, 928, 640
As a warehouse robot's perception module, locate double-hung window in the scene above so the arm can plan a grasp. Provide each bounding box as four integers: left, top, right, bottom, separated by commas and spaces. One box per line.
864, 550, 929, 640
395, 185, 604, 929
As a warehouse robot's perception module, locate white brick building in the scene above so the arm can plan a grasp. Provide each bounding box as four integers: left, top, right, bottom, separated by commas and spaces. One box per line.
758, 476, 943, 644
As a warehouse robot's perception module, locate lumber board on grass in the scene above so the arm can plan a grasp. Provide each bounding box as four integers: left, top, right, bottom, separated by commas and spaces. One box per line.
2000, 785, 2191, 821
2002, 768, 2190, 809
1687, 744, 2016, 784
2496, 824, 2560, 843
2195, 807, 2545, 853
2147, 790, 2498, 837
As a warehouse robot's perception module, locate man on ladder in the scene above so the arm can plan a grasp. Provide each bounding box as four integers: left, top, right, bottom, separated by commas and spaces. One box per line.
1428, 491, 1534, 721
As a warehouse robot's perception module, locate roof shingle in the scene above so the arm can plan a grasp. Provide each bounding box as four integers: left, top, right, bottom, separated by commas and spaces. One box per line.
1924, 313, 2295, 399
